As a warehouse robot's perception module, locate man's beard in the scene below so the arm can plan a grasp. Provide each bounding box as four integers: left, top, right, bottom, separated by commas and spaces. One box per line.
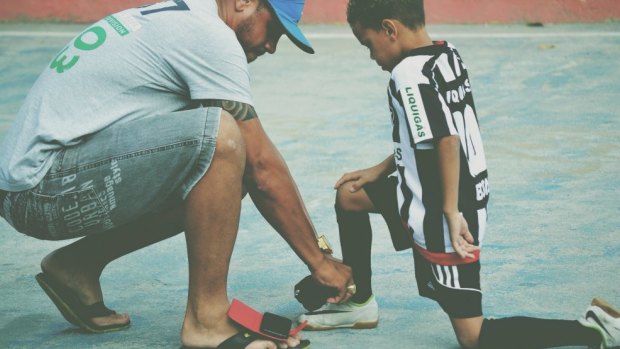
235, 12, 258, 54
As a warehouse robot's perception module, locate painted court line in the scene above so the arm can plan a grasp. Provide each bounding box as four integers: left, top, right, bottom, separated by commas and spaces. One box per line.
0, 31, 619, 39
310, 32, 620, 39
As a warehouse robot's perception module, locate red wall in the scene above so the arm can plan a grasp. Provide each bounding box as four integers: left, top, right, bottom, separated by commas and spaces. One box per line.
1, 0, 619, 23
422, 0, 620, 24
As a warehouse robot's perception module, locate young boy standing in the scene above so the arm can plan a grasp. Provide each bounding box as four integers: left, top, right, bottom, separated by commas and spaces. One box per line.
298, 0, 620, 348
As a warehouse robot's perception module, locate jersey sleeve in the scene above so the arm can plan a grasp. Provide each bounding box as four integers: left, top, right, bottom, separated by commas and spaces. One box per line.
392, 56, 457, 145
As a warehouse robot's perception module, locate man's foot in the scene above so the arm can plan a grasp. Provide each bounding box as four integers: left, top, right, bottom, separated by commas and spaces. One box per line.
579, 298, 620, 349
298, 295, 379, 330
180, 331, 310, 349
181, 313, 305, 349
40, 249, 130, 330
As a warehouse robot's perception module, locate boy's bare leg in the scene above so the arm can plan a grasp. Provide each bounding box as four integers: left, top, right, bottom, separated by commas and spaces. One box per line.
450, 316, 484, 349
336, 181, 376, 213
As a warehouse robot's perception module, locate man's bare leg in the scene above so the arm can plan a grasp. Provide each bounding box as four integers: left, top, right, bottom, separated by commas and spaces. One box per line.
38, 111, 236, 329
179, 111, 244, 347
39, 111, 296, 346
40, 206, 184, 328
180, 113, 295, 348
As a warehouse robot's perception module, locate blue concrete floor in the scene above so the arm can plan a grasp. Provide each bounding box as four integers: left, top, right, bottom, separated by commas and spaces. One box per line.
1, 22, 619, 348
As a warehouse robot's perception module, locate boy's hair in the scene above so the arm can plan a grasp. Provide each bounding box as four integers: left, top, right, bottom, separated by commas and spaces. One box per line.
347, 0, 425, 31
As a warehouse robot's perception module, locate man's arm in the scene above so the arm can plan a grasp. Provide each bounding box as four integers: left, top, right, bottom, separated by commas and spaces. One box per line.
199, 99, 353, 302
200, 99, 258, 121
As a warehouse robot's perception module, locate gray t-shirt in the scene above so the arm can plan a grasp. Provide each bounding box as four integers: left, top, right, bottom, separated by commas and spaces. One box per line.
0, 0, 252, 191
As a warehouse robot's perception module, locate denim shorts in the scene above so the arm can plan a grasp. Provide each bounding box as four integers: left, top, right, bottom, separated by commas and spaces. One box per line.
0, 107, 221, 240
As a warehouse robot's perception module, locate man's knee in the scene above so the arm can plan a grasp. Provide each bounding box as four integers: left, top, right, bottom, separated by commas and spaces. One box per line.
214, 111, 245, 166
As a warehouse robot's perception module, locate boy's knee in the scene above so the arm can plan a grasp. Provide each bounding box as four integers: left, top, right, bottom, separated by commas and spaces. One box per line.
452, 317, 483, 349
456, 335, 479, 349
335, 182, 372, 213
214, 111, 245, 165
335, 183, 357, 212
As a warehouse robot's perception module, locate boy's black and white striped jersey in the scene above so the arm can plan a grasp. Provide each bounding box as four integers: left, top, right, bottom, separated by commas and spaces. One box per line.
387, 41, 489, 265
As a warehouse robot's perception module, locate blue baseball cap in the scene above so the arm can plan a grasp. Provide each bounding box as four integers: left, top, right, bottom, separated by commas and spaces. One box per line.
266, 0, 314, 54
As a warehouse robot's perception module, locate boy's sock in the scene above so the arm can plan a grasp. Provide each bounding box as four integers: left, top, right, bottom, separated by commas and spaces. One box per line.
479, 317, 602, 349
335, 203, 373, 304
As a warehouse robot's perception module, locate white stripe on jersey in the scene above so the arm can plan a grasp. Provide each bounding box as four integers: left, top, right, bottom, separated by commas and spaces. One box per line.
452, 105, 488, 177
394, 56, 434, 144
452, 53, 462, 79
388, 42, 488, 255
390, 86, 429, 249
435, 87, 458, 136
478, 207, 487, 244
436, 53, 457, 82
442, 215, 456, 254
402, 146, 427, 246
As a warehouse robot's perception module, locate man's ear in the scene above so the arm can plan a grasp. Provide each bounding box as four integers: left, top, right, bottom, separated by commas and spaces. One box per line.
234, 0, 256, 12
381, 19, 398, 39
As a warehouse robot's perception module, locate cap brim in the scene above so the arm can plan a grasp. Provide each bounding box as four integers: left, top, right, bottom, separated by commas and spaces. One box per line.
268, 5, 314, 54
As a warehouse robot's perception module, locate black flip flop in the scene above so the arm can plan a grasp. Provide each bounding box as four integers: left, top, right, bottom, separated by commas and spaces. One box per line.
35, 272, 130, 333
180, 331, 311, 349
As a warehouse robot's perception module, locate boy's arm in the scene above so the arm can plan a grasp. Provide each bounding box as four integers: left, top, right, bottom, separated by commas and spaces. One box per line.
437, 135, 479, 259
334, 155, 395, 192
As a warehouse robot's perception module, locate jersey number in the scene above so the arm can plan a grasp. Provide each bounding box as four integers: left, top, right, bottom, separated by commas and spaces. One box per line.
140, 0, 189, 15
49, 0, 190, 74
452, 105, 487, 177
50, 26, 107, 73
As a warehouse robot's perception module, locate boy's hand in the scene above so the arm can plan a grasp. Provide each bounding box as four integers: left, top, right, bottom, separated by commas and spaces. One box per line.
445, 212, 479, 259
335, 155, 395, 192
334, 166, 383, 192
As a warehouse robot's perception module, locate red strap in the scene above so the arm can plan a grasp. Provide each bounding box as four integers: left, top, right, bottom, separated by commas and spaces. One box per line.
228, 299, 307, 342
414, 243, 480, 265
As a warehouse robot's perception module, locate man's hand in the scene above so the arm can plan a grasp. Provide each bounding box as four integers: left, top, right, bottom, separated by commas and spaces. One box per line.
445, 212, 479, 259
310, 255, 353, 304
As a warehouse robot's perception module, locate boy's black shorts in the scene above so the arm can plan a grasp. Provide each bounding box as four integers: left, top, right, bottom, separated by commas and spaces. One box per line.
363, 175, 483, 319
413, 248, 483, 318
